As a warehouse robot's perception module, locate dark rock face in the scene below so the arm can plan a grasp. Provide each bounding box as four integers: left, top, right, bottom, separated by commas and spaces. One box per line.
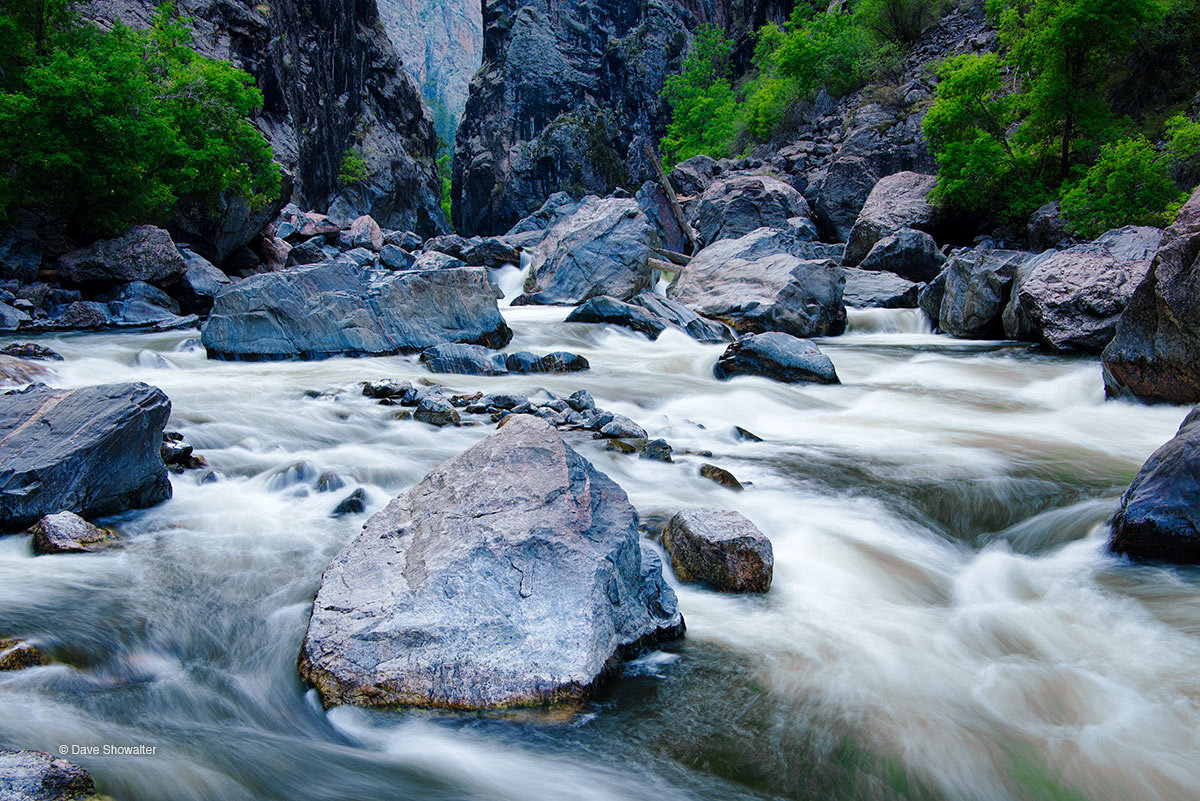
663, 508, 773, 593
1110, 407, 1200, 563
690, 173, 814, 246
173, 248, 232, 314
513, 197, 657, 305
713, 332, 839, 384
668, 155, 718, 197
0, 229, 43, 284
0, 748, 95, 801
1004, 226, 1161, 352
452, 0, 793, 235
56, 225, 186, 289
1026, 201, 1071, 251
668, 228, 845, 338
0, 383, 171, 532
843, 172, 939, 267
298, 415, 684, 709
567, 296, 666, 339
1103, 191, 1200, 403
28, 511, 118, 555
842, 268, 920, 309
938, 249, 1030, 339
88, 0, 447, 236
856, 228, 945, 283
170, 173, 292, 266
201, 262, 512, 360
636, 181, 693, 254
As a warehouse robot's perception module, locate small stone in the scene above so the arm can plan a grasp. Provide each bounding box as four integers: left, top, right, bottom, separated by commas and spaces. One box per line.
27, 511, 119, 554
0, 343, 62, 361
0, 638, 50, 671
606, 439, 637, 455
640, 439, 673, 462
566, 389, 595, 412
413, 395, 461, 427
362, 379, 412, 400
700, 464, 744, 491
332, 488, 368, 518
663, 508, 773, 593
733, 426, 763, 442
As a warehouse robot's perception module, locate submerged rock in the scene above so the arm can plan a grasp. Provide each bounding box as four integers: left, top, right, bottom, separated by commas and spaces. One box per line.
201, 262, 511, 360
1110, 407, 1200, 563
713, 333, 839, 385
0, 748, 96, 800
663, 508, 773, 593
0, 638, 50, 671
298, 415, 683, 709
28, 511, 118, 555
566, 296, 666, 339
699, 464, 744, 491
0, 383, 171, 531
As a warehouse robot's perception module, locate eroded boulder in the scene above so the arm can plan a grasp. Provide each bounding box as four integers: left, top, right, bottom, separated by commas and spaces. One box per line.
0, 748, 95, 801
663, 508, 773, 593
713, 333, 839, 384
298, 415, 684, 709
28, 511, 118, 554
939, 249, 1031, 339
690, 173, 814, 246
844, 172, 938, 267
57, 225, 187, 288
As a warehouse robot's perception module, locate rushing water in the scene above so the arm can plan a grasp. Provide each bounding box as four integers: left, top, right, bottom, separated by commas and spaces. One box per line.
1, 296, 1197, 801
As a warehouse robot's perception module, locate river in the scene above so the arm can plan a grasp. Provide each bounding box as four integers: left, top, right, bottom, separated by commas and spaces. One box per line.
1, 282, 1197, 801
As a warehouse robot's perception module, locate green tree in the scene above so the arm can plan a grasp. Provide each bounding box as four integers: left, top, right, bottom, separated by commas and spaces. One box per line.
1165, 113, 1200, 187
987, 0, 1161, 178
1060, 135, 1183, 237
660, 25, 741, 166
856, 0, 945, 45
338, 148, 369, 187
0, 3, 279, 235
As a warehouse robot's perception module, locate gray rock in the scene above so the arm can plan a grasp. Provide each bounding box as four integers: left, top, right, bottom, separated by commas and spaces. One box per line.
597, 414, 647, 440
1110, 407, 1200, 563
362, 379, 412, 400
0, 383, 171, 531
668, 229, 845, 338
379, 244, 415, 270
0, 230, 42, 283
170, 172, 290, 266
1026, 201, 1071, 252
1103, 190, 1200, 403
347, 215, 384, 251
201, 263, 512, 360
411, 251, 468, 271
939, 249, 1031, 339
663, 508, 773, 593
0, 639, 50, 671
713, 332, 840, 384
1004, 226, 1161, 352
57, 225, 187, 288
691, 173, 814, 246
640, 439, 673, 463
566, 296, 666, 339
0, 748, 95, 801
842, 268, 920, 309
174, 248, 232, 314
636, 180, 693, 254
286, 238, 329, 267
628, 292, 733, 343
844, 172, 938, 266
297, 415, 684, 709
514, 197, 657, 306
668, 155, 718, 197
420, 343, 510, 376
413, 395, 461, 427
856, 228, 945, 283
566, 390, 594, 412
28, 511, 118, 554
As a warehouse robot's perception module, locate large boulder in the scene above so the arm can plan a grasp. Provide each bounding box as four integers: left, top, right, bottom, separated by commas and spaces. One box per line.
201, 262, 512, 360
1103, 190, 1200, 403
0, 748, 95, 801
843, 172, 938, 267
298, 415, 684, 709
636, 181, 693, 255
939, 249, 1031, 339
57, 225, 187, 288
170, 172, 291, 266
856, 228, 946, 283
842, 268, 920, 309
1004, 226, 1162, 352
1110, 407, 1200, 563
668, 155, 719, 197
713, 333, 839, 384
690, 173, 815, 246
0, 383, 171, 532
172, 248, 232, 314
663, 508, 773, 593
668, 228, 845, 338
514, 197, 657, 306
0, 229, 42, 283
628, 292, 732, 343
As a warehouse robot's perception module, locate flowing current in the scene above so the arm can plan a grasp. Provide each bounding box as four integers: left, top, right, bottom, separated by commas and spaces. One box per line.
1, 278, 1197, 801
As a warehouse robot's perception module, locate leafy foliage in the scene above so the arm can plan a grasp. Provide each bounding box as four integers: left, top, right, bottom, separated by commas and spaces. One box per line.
437, 143, 453, 227
1165, 114, 1200, 187
1060, 136, 1184, 238
856, 0, 946, 45
0, 2, 279, 235
338, 149, 369, 187
661, 25, 741, 165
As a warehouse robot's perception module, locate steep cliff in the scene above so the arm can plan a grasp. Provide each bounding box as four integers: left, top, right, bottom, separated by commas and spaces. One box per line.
87, 0, 447, 236
377, 0, 483, 146
452, 0, 794, 236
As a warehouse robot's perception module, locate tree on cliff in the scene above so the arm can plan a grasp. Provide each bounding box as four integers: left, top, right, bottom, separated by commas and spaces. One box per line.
0, 2, 280, 235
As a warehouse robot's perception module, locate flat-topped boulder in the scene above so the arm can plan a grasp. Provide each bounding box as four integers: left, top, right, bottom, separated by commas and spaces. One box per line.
514, 197, 657, 306
201, 262, 512, 360
668, 228, 845, 338
663, 508, 773, 593
57, 225, 187, 289
842, 268, 920, 309
299, 415, 684, 710
1110, 407, 1200, 563
1, 382, 171, 531
713, 333, 839, 384
0, 748, 95, 801
856, 228, 945, 283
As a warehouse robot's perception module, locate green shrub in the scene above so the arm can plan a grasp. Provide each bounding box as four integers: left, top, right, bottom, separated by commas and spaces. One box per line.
856, 0, 946, 45
0, 2, 279, 235
338, 148, 369, 187
1061, 136, 1184, 238
1165, 113, 1200, 187
661, 25, 742, 166
437, 149, 452, 225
